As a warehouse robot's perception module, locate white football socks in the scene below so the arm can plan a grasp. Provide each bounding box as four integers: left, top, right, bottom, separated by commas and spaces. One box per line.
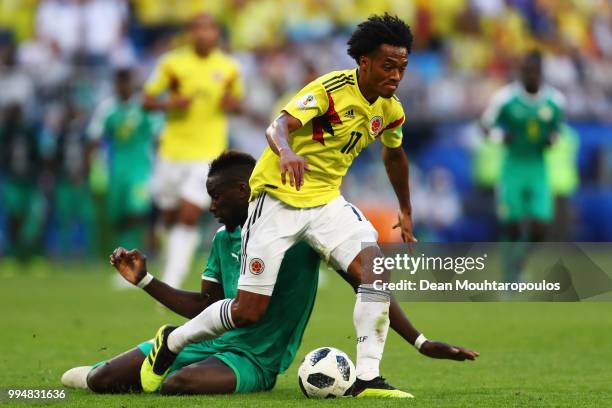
167, 299, 235, 353
354, 284, 391, 381
161, 224, 200, 288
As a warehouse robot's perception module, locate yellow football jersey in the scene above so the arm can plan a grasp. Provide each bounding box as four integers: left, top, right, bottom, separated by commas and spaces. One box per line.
144, 46, 243, 161
250, 68, 405, 208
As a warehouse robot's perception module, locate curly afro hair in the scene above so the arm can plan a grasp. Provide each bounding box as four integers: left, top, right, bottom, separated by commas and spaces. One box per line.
347, 13, 413, 64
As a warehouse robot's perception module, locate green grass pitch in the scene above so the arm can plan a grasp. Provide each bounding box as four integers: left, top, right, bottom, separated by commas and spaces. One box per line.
1, 258, 611, 407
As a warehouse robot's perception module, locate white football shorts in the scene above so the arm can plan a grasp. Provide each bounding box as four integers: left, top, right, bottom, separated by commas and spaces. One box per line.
238, 193, 379, 296
151, 158, 211, 210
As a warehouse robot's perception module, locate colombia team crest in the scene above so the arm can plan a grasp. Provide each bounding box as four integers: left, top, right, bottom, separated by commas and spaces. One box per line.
369, 115, 383, 136
249, 258, 265, 275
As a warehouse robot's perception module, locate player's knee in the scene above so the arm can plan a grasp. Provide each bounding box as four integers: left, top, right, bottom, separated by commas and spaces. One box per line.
86, 365, 115, 393
160, 371, 193, 395
232, 305, 265, 327
231, 297, 269, 327
348, 245, 385, 284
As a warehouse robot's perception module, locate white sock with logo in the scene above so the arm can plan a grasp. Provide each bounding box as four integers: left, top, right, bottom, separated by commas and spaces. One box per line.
167, 299, 235, 353
353, 284, 391, 381
161, 224, 200, 288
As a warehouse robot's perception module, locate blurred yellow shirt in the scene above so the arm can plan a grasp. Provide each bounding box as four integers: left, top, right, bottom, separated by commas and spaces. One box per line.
0, 0, 36, 42
133, 0, 208, 25
144, 46, 243, 161
420, 0, 466, 38
250, 69, 405, 208
222, 0, 283, 50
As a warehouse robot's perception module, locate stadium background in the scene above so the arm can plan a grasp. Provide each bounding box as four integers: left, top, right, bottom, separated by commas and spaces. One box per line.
1, 0, 612, 263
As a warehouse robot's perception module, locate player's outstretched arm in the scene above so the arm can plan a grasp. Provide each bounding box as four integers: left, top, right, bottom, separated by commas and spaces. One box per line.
109, 247, 222, 318
389, 295, 479, 361
382, 146, 416, 243
418, 340, 479, 361
335, 269, 479, 361
266, 112, 310, 190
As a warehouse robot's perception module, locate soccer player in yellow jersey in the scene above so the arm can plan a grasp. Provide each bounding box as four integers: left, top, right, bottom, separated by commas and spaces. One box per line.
143, 14, 421, 398
143, 13, 243, 288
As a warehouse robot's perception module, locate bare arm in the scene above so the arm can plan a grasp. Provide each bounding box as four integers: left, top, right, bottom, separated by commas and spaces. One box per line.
265, 111, 310, 190
142, 93, 191, 112
382, 145, 416, 242
220, 76, 243, 113
220, 93, 242, 113
109, 248, 223, 318
265, 111, 301, 154
143, 278, 223, 319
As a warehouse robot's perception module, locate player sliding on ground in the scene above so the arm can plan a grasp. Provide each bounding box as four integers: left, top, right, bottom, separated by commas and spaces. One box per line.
61, 151, 478, 395
141, 14, 443, 398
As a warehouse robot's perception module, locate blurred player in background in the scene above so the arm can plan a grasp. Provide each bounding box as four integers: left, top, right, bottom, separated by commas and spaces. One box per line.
47, 102, 95, 257
0, 103, 46, 260
142, 14, 418, 398
142, 13, 243, 288
546, 123, 580, 241
482, 51, 565, 282
61, 151, 477, 395
88, 68, 158, 251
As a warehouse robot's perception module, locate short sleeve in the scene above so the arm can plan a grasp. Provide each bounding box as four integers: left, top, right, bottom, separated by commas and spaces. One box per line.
281, 78, 329, 126
202, 235, 222, 283
87, 98, 114, 141
482, 85, 514, 130
144, 55, 173, 96
380, 102, 405, 148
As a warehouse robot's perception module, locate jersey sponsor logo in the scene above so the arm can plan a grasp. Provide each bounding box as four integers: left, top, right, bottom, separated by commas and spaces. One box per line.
369, 115, 383, 136
296, 93, 317, 110
343, 109, 355, 119
249, 258, 265, 275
